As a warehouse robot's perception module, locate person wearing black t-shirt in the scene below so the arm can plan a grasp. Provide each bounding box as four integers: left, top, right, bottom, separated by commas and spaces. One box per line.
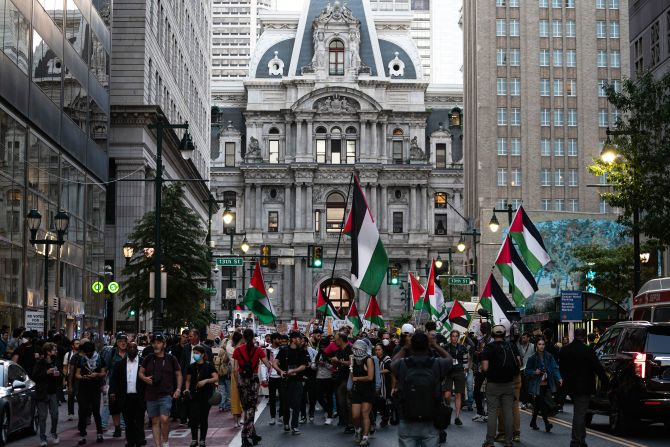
33, 342, 61, 446
75, 342, 107, 445
184, 345, 218, 447
273, 332, 309, 435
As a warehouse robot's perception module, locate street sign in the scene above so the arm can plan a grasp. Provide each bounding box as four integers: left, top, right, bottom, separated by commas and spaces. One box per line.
560, 291, 583, 322
204, 287, 217, 295
108, 281, 120, 294
448, 276, 471, 286
216, 257, 244, 266
92, 281, 104, 294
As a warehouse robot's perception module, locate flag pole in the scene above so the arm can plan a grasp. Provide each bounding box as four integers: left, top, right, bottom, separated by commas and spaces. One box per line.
320, 172, 355, 333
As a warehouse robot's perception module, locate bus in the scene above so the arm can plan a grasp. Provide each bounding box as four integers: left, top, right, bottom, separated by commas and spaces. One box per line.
631, 277, 670, 322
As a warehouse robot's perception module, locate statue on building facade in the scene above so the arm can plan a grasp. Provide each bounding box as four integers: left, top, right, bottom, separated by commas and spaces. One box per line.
245, 136, 262, 162
410, 136, 426, 161
316, 94, 358, 113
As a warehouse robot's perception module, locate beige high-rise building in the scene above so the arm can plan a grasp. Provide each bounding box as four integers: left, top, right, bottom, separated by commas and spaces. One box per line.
464, 0, 629, 297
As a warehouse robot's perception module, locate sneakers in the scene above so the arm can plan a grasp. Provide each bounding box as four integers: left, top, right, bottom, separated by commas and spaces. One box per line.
354, 428, 362, 442
495, 433, 507, 443
308, 416, 314, 423
359, 436, 369, 446
78, 437, 86, 445
284, 424, 290, 432
269, 418, 276, 426
52, 434, 60, 445
324, 417, 332, 425
513, 434, 521, 443
199, 441, 206, 447
472, 414, 485, 422
299, 416, 306, 424
291, 428, 301, 435
162, 443, 169, 447
344, 426, 355, 434
96, 433, 104, 443
68, 415, 74, 421
39, 441, 47, 447
251, 434, 262, 445
189, 441, 198, 447
113, 426, 122, 438
455, 417, 463, 426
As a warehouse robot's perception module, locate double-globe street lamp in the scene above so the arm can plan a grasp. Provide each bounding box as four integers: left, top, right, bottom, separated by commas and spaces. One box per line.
26, 209, 70, 335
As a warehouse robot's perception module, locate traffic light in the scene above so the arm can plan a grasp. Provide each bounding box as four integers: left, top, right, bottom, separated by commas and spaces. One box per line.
260, 244, 271, 267
308, 244, 323, 268
388, 267, 399, 285
128, 309, 136, 317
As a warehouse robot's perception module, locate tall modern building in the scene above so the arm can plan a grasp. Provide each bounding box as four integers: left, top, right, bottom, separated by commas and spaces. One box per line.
464, 0, 630, 298
210, 0, 465, 323
108, 0, 211, 331
211, 0, 274, 87
0, 0, 111, 334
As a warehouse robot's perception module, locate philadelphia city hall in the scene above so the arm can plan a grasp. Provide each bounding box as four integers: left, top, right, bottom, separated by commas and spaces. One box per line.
210, 0, 464, 323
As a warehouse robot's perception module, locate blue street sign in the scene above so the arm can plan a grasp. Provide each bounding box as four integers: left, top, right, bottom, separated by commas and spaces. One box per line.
560, 291, 583, 322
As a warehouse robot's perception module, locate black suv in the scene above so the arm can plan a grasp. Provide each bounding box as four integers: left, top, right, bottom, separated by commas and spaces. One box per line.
588, 321, 670, 433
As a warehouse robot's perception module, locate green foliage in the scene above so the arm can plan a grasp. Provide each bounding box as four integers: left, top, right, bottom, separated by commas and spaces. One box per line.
121, 184, 211, 330
589, 71, 670, 245
571, 243, 658, 302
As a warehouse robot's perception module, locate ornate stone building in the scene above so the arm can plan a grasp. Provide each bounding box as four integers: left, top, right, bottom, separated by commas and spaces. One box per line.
211, 0, 464, 322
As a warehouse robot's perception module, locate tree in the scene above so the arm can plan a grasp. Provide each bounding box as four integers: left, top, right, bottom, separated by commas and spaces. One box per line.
589, 71, 670, 246
121, 184, 211, 329
571, 243, 657, 303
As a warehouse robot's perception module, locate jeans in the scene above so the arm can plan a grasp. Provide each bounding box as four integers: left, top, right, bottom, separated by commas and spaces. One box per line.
218, 377, 231, 410
397, 419, 439, 447
485, 381, 514, 445
38, 394, 59, 442
465, 369, 474, 407
267, 377, 283, 419
282, 380, 303, 429
570, 394, 591, 447
474, 372, 486, 416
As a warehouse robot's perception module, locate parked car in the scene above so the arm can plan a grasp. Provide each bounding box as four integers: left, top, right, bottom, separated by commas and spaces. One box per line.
588, 321, 670, 434
0, 360, 38, 445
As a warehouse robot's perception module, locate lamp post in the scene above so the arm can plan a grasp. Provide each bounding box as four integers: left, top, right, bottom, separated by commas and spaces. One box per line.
122, 243, 141, 333
147, 119, 195, 334
27, 209, 70, 335
458, 228, 481, 296
489, 202, 515, 233
435, 248, 455, 301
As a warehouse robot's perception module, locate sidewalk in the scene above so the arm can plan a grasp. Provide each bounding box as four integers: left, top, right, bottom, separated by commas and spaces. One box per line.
9, 404, 240, 447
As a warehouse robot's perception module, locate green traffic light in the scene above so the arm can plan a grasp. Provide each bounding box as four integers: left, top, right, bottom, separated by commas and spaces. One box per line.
391, 277, 399, 285
313, 259, 322, 268
128, 310, 136, 317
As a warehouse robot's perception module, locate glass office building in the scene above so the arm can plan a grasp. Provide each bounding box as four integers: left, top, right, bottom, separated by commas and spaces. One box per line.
0, 0, 110, 335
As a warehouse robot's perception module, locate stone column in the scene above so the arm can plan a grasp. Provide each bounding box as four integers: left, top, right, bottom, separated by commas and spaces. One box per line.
255, 185, 262, 230
294, 262, 303, 314
370, 184, 377, 222
382, 121, 389, 162
359, 120, 367, 160
295, 184, 303, 230
305, 270, 313, 313
380, 186, 388, 232
306, 185, 314, 232
284, 185, 292, 231
244, 185, 251, 229
371, 121, 378, 160
422, 186, 429, 232
285, 119, 293, 163
296, 120, 303, 158
410, 186, 417, 231
306, 121, 313, 161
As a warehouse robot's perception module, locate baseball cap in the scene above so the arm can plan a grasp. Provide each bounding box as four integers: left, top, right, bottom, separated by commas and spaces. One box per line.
491, 325, 507, 337
151, 333, 165, 342
401, 323, 415, 334
116, 332, 128, 341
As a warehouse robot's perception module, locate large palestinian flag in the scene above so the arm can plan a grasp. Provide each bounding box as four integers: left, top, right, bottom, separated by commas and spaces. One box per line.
495, 236, 538, 305
447, 300, 472, 333
409, 273, 426, 311
480, 274, 516, 328
346, 301, 363, 336
509, 206, 551, 274
316, 287, 340, 318
423, 260, 444, 317
364, 296, 385, 328
243, 261, 276, 324
343, 177, 389, 296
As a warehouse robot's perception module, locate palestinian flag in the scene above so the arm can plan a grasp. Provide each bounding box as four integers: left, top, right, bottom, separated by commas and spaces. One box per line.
292, 319, 299, 332
409, 273, 426, 311
346, 301, 363, 336
364, 296, 385, 328
447, 300, 472, 333
480, 274, 516, 328
495, 236, 538, 305
343, 177, 389, 296
243, 261, 277, 324
423, 260, 444, 317
316, 287, 340, 318
510, 206, 551, 274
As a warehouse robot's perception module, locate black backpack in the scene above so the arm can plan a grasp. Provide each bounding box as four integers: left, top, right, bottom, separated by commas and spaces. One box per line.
493, 342, 519, 379
238, 347, 256, 380
400, 357, 439, 422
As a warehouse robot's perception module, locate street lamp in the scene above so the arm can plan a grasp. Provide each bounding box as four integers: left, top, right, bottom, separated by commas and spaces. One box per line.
488, 213, 500, 233
600, 134, 618, 164
26, 208, 70, 335
222, 203, 234, 226
435, 255, 443, 269
640, 252, 651, 264
240, 237, 250, 254
268, 284, 274, 294
458, 228, 481, 296
123, 242, 135, 264
489, 203, 514, 232
457, 237, 466, 253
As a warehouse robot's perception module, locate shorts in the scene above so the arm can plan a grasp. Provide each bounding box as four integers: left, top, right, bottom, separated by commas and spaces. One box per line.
351, 384, 376, 404
445, 370, 466, 395
146, 395, 173, 418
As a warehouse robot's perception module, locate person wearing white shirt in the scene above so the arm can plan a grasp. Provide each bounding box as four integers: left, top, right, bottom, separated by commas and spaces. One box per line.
260, 333, 283, 425
109, 343, 145, 447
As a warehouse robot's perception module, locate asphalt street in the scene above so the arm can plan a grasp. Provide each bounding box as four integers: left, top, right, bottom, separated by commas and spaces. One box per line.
7, 399, 668, 447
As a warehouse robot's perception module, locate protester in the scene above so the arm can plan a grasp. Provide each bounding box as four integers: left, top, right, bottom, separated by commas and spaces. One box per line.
139, 333, 183, 447
480, 325, 520, 447
516, 332, 535, 409
272, 331, 309, 435
102, 333, 129, 437
228, 332, 244, 427
525, 338, 562, 432
64, 339, 81, 421
109, 342, 146, 447
472, 322, 492, 422
184, 345, 219, 447
444, 330, 467, 426
331, 332, 354, 433
350, 340, 375, 446
212, 338, 231, 413
391, 331, 452, 447
559, 328, 608, 447
13, 331, 39, 377
314, 337, 335, 425
260, 333, 282, 425
33, 342, 61, 446
76, 341, 107, 444
234, 328, 276, 447
373, 343, 392, 428
301, 334, 319, 423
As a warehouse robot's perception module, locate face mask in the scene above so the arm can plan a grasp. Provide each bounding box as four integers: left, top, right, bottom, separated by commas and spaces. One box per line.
382, 339, 390, 346
193, 354, 202, 362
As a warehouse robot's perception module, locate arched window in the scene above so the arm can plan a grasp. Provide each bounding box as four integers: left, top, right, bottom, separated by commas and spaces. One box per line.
329, 40, 345, 75
316, 126, 327, 163
268, 127, 280, 163
319, 279, 353, 313
392, 128, 404, 164
269, 127, 280, 134
326, 192, 346, 232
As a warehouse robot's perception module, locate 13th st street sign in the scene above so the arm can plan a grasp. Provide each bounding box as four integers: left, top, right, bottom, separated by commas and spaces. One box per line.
448, 276, 471, 286
216, 257, 244, 267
